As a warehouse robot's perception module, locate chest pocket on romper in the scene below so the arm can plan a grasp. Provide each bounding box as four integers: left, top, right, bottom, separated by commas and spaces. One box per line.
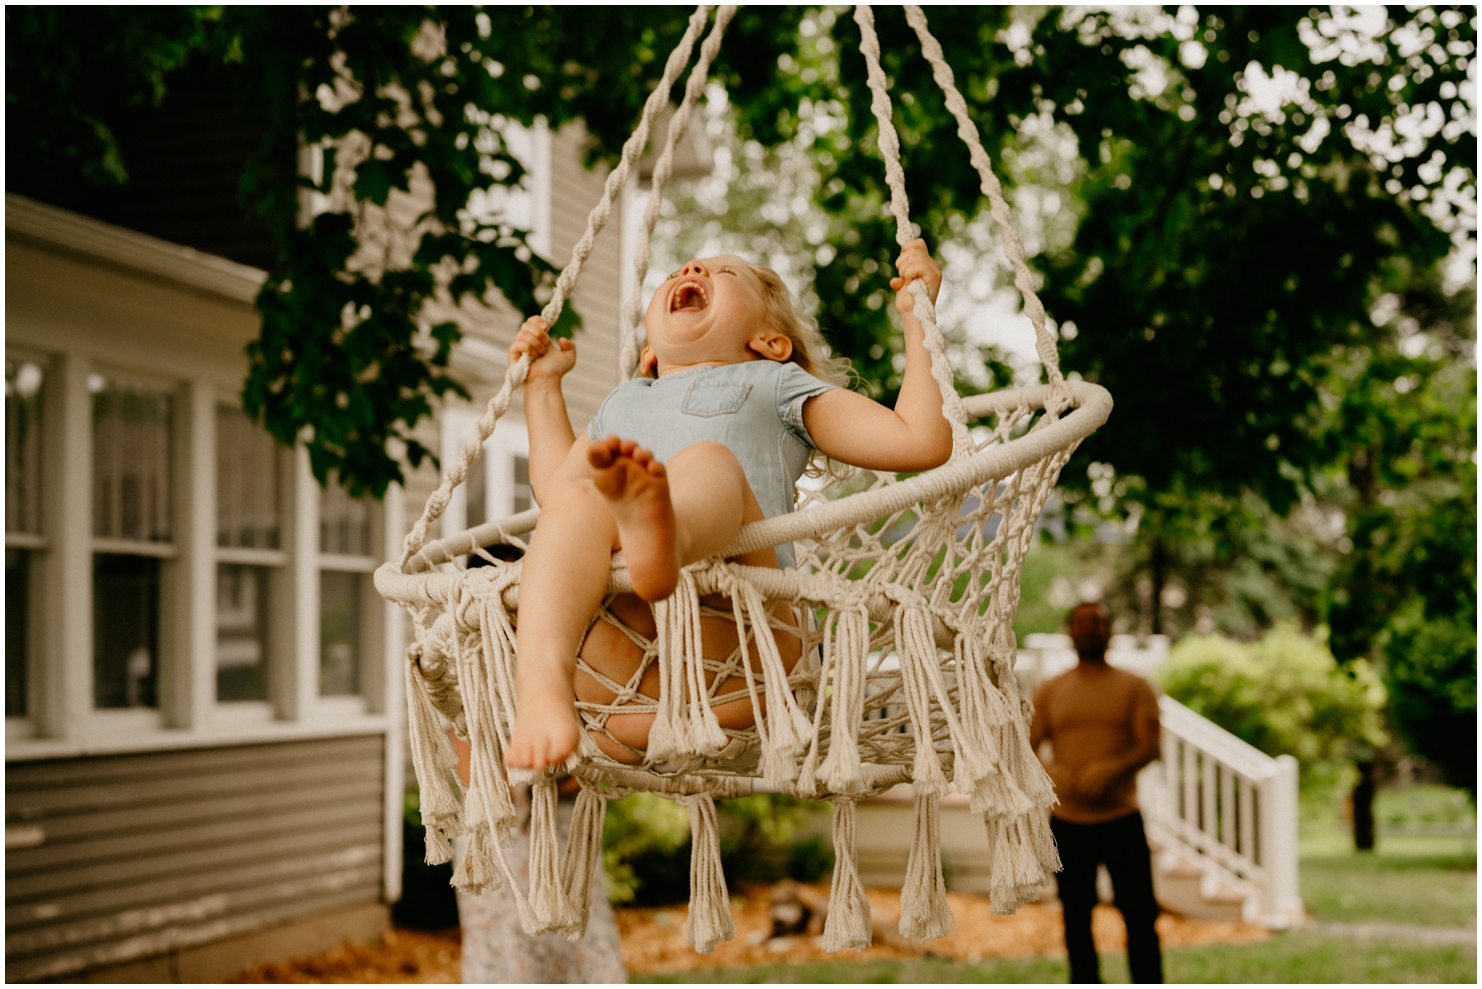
680, 382, 752, 417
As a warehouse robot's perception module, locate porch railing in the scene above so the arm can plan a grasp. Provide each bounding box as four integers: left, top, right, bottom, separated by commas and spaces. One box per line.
1140, 696, 1303, 927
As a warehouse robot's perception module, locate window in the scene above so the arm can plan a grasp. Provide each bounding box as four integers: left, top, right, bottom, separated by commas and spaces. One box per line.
511, 455, 532, 514
465, 447, 487, 531
319, 473, 375, 698
215, 405, 283, 702
489, 426, 533, 520
91, 372, 173, 709
6, 357, 45, 719
469, 119, 551, 259
319, 570, 362, 696
441, 415, 531, 546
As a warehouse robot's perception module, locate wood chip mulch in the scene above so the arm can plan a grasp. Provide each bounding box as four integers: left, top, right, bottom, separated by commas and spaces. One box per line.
226, 885, 1269, 982
619, 883, 1270, 976
227, 928, 462, 984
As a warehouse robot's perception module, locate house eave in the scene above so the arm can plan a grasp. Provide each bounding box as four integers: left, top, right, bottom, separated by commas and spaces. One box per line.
5, 192, 269, 305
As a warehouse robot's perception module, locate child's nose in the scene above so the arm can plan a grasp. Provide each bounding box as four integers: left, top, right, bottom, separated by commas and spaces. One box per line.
681, 260, 709, 278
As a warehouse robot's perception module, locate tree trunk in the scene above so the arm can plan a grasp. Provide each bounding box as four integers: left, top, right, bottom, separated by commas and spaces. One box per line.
1352, 759, 1376, 852
1149, 535, 1168, 636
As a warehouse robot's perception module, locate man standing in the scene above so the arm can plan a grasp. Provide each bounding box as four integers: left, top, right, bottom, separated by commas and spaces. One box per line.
1031, 601, 1164, 983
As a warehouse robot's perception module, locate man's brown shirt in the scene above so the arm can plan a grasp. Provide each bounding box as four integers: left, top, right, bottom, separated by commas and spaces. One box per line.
1030, 665, 1161, 824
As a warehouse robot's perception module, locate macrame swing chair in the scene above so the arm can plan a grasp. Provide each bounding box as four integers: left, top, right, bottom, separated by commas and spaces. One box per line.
376, 4, 1113, 954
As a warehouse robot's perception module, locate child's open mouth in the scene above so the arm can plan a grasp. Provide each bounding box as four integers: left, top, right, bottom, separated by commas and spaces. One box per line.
669, 279, 710, 313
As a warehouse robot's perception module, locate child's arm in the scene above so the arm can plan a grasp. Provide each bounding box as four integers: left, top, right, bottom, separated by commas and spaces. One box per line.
509, 316, 578, 504
802, 239, 954, 473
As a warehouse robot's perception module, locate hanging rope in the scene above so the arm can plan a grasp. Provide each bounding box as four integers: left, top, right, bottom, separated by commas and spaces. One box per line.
852, 5, 973, 455
902, 5, 1063, 386
619, 8, 738, 380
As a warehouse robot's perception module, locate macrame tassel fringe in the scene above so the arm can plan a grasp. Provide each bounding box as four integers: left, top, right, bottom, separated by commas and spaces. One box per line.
649, 572, 726, 763
821, 798, 873, 952
898, 791, 956, 942
404, 652, 462, 864
521, 779, 581, 936
985, 811, 1056, 915
740, 582, 810, 782
1028, 805, 1063, 879
816, 609, 869, 795
893, 606, 950, 796
451, 821, 499, 893
559, 786, 609, 940
970, 769, 1034, 820
681, 794, 736, 954
451, 594, 517, 888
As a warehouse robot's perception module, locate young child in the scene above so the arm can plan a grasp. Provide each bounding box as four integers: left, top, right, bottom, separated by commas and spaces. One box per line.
505, 239, 950, 771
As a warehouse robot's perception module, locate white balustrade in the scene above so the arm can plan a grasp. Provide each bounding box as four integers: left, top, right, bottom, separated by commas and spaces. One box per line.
1141, 697, 1303, 927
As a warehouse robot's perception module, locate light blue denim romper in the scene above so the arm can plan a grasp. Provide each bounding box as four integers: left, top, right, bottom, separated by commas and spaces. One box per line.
587, 360, 836, 569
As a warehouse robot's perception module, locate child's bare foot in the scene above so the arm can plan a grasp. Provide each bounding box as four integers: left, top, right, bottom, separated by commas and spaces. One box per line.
588, 436, 680, 602
505, 677, 581, 771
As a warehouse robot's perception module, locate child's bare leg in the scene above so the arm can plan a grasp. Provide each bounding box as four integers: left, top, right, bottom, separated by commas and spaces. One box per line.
506, 441, 618, 771
588, 437, 748, 602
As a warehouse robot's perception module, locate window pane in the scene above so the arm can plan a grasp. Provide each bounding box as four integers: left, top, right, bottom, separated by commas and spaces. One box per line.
217, 406, 280, 549
319, 473, 371, 557
513, 455, 532, 514
466, 452, 486, 530
92, 375, 173, 542
6, 358, 45, 535
319, 570, 361, 696
217, 563, 269, 702
6, 548, 28, 717
93, 554, 160, 709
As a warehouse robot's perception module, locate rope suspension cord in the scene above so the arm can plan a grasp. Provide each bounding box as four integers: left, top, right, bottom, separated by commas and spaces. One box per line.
900, 5, 1063, 386
399, 5, 719, 567
619, 7, 738, 381
852, 4, 971, 455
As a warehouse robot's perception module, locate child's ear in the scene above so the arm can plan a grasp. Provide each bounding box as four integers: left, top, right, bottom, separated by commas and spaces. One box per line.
639, 346, 659, 376
748, 331, 794, 363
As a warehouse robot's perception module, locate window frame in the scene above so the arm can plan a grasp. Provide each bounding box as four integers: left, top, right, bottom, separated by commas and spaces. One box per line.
314, 463, 386, 716
212, 400, 290, 715
441, 409, 531, 545
5, 349, 54, 738
1, 347, 404, 756
86, 367, 180, 722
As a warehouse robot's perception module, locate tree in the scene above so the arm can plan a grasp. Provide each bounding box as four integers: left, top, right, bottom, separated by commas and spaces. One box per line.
11, 7, 1472, 507
10, 4, 1473, 788
1321, 273, 1477, 793
717, 6, 1474, 633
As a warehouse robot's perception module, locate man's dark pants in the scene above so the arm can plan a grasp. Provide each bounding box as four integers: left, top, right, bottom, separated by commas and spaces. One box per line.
1050, 811, 1164, 984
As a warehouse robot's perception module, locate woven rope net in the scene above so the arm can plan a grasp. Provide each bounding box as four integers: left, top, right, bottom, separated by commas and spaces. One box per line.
375, 4, 1113, 954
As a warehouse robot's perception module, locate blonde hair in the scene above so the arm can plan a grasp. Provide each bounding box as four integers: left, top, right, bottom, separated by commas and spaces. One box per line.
744, 263, 854, 388
743, 263, 857, 481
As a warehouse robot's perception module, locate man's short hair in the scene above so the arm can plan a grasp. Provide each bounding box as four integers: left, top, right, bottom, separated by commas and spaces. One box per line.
1069, 600, 1111, 626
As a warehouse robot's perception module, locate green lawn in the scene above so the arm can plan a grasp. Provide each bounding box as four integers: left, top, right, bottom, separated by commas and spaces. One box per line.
636, 934, 1477, 983
1301, 852, 1477, 927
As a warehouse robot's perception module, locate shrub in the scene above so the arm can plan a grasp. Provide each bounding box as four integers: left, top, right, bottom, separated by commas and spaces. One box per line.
602, 791, 692, 905
601, 792, 833, 905
1158, 627, 1387, 797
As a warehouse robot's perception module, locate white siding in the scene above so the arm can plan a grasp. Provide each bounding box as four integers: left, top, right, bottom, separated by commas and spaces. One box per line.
6, 736, 385, 981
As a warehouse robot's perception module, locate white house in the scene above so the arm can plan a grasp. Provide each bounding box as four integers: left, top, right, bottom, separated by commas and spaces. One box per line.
3, 114, 662, 980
